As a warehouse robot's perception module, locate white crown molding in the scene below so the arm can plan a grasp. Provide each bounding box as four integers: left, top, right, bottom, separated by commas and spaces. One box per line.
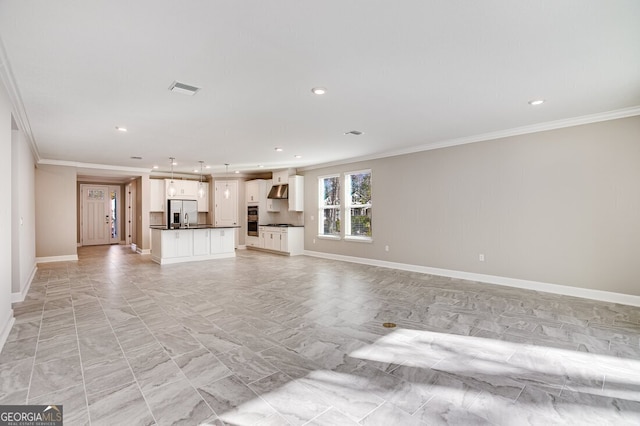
303, 250, 640, 308
300, 106, 640, 171
38, 158, 152, 174
0, 35, 41, 162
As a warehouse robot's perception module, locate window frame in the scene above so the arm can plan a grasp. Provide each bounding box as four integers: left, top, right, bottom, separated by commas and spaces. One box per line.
344, 169, 372, 242
317, 174, 341, 240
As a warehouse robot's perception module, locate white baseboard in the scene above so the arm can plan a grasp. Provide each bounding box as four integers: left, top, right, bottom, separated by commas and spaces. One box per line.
0, 311, 15, 353
237, 244, 247, 250
137, 247, 151, 255
12, 264, 37, 303
36, 254, 78, 263
303, 250, 640, 308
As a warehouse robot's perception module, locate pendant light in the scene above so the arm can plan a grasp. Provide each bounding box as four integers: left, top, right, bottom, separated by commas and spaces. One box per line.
197, 161, 205, 198
223, 163, 231, 199
167, 157, 177, 197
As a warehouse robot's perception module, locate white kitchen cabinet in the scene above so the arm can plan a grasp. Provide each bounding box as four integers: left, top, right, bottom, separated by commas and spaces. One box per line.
211, 228, 235, 254
150, 179, 166, 212
193, 229, 210, 256
214, 180, 238, 226
255, 226, 303, 255
245, 235, 262, 248
166, 180, 198, 199
246, 179, 266, 203
262, 227, 282, 251
272, 170, 289, 184
161, 229, 193, 258
151, 228, 236, 265
288, 175, 304, 212
197, 182, 209, 212
284, 227, 304, 255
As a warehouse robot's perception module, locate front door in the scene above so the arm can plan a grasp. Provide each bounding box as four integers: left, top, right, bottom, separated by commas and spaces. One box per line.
81, 185, 111, 246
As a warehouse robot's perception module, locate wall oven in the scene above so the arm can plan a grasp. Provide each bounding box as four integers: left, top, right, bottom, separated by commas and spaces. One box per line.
247, 205, 259, 236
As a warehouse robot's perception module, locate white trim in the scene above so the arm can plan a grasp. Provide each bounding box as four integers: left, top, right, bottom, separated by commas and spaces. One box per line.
38, 158, 151, 174
136, 247, 151, 255
303, 250, 640, 308
317, 235, 341, 241
0, 37, 40, 161
0, 314, 15, 353
344, 236, 373, 243
11, 264, 37, 303
237, 244, 247, 250
299, 106, 640, 172
36, 254, 78, 263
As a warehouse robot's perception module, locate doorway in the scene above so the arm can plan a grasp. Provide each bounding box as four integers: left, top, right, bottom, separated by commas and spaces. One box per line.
80, 184, 121, 246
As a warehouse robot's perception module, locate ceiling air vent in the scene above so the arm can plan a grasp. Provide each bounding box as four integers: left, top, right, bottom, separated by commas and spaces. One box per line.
168, 81, 201, 96
344, 130, 364, 136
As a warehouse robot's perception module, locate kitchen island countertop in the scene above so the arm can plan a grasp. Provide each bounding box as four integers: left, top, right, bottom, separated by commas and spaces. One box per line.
150, 224, 240, 230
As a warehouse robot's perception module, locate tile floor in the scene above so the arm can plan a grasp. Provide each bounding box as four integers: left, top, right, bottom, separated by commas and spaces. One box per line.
1, 245, 640, 425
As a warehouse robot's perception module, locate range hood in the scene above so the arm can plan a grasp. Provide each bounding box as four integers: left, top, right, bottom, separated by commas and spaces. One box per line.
267, 184, 289, 199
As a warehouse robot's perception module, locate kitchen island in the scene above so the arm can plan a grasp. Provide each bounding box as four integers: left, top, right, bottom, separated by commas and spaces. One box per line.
150, 225, 237, 265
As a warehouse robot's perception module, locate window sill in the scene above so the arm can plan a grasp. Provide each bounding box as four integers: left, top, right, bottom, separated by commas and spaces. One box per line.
344, 236, 373, 243
317, 235, 341, 241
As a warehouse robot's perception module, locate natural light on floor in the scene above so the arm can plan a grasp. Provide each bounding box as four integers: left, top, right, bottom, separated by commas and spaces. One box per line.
206, 328, 640, 425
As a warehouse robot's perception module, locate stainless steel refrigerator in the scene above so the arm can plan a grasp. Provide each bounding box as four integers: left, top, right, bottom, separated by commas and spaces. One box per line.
167, 199, 198, 228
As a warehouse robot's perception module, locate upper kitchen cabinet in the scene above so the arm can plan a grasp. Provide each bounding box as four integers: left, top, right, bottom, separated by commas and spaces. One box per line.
197, 182, 209, 212
166, 179, 198, 199
246, 179, 266, 204
272, 170, 289, 185
150, 179, 166, 212
215, 180, 238, 226
288, 176, 304, 211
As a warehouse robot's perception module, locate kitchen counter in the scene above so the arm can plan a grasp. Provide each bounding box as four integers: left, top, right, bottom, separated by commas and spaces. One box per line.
150, 227, 236, 265
150, 224, 240, 230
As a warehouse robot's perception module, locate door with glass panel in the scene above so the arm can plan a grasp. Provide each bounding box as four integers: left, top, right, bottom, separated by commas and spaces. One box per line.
81, 184, 121, 246
81, 185, 110, 245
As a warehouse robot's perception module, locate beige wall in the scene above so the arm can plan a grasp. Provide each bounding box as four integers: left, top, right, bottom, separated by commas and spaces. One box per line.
11, 129, 36, 295
35, 164, 78, 258
303, 116, 640, 296
0, 82, 14, 347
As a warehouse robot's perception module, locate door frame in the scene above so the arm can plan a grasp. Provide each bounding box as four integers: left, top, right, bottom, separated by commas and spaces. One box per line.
80, 183, 123, 246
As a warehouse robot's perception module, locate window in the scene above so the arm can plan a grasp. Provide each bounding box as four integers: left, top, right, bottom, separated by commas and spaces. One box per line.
345, 170, 372, 240
318, 175, 341, 237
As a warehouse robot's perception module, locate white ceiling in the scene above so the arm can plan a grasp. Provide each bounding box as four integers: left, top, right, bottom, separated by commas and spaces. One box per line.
1, 1, 639, 176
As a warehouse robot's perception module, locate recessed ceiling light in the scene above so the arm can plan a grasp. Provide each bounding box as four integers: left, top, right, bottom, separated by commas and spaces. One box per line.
311, 87, 327, 95
172, 161, 177, 166
116, 126, 127, 132
344, 130, 364, 136
234, 170, 240, 174
193, 169, 199, 173
205, 165, 211, 169
528, 99, 545, 106
152, 165, 159, 169
275, 147, 283, 152
294, 155, 302, 159
258, 165, 264, 168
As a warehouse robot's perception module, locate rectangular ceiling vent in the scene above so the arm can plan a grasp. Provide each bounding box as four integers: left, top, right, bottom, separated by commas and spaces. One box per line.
169, 81, 201, 96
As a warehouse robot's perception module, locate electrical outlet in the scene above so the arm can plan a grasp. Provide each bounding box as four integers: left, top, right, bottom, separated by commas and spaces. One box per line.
385, 245, 389, 252
479, 254, 485, 262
